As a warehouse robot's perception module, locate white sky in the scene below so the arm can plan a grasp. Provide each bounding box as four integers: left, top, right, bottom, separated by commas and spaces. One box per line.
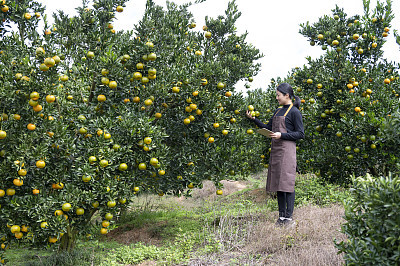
37, 0, 400, 91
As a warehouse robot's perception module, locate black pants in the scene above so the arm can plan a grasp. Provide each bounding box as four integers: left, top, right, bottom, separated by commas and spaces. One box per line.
277, 191, 295, 218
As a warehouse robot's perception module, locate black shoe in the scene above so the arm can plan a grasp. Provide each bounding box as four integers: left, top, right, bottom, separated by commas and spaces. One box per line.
275, 218, 285, 226
283, 218, 296, 227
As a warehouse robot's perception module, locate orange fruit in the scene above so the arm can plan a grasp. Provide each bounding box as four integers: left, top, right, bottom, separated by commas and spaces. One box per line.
44, 57, 55, 67
21, 225, 28, 233
158, 170, 166, 175
1, 5, 9, 12
33, 104, 42, 112
118, 163, 128, 171
13, 179, 23, 186
147, 53, 156, 61
46, 95, 56, 103
136, 63, 144, 69
11, 225, 20, 233
62, 203, 72, 212
143, 137, 152, 144
104, 213, 113, 220
18, 169, 27, 176
138, 163, 146, 170
6, 188, 15, 196
60, 75, 68, 81
40, 221, 48, 228
54, 210, 64, 216
104, 133, 111, 139
30, 91, 40, 100
144, 99, 153, 106
101, 77, 110, 85
0, 130, 6, 139
54, 183, 64, 189
101, 68, 109, 76
97, 95, 106, 102
109, 81, 117, 89
36, 160, 46, 168
27, 123, 36, 131
102, 220, 110, 227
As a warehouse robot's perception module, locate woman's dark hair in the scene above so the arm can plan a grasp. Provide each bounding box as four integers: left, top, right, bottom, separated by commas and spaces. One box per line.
276, 83, 301, 108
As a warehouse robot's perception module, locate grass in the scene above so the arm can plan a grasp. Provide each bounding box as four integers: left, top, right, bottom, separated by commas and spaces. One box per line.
5, 171, 349, 265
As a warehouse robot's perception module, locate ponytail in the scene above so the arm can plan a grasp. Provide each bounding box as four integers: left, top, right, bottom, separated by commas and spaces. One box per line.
293, 95, 301, 109
276, 83, 301, 108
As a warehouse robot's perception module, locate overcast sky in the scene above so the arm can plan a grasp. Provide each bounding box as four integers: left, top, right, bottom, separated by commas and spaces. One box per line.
37, 0, 400, 91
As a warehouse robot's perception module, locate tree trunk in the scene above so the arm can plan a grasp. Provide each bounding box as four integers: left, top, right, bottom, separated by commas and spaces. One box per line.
58, 225, 77, 252
368, 167, 379, 177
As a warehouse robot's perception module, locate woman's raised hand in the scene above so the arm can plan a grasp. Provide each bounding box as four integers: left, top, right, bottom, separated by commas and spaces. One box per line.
245, 110, 255, 120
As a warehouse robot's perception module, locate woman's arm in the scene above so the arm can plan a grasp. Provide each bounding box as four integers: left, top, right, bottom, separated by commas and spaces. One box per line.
246, 110, 273, 131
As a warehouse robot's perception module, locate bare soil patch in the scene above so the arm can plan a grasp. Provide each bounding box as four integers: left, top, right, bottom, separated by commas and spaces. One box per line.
106, 221, 166, 246
190, 179, 250, 200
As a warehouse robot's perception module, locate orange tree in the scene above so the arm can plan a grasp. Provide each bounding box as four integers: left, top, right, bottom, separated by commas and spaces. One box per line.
0, 0, 262, 258
131, 0, 262, 189
286, 0, 399, 183
244, 0, 400, 184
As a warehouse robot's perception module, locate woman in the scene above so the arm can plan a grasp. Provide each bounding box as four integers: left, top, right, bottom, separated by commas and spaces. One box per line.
246, 83, 304, 226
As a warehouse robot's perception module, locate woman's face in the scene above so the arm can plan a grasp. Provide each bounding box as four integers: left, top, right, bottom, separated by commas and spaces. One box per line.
276, 90, 290, 105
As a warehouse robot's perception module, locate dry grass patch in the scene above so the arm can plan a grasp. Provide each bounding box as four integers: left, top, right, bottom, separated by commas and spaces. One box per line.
188, 204, 346, 265
248, 204, 346, 265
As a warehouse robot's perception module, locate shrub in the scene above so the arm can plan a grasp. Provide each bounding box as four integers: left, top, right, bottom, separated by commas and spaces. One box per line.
295, 174, 350, 206
335, 173, 400, 265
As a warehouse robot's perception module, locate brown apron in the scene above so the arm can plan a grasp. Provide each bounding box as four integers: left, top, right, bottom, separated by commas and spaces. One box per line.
266, 104, 297, 193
